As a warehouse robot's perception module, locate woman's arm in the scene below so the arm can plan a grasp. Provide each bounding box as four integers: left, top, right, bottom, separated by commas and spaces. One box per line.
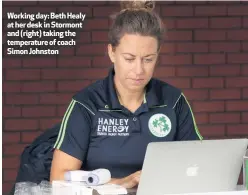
50, 149, 82, 181
50, 149, 141, 188
50, 99, 92, 181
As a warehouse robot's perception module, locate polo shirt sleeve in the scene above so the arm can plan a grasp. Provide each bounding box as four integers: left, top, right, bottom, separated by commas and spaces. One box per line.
53, 99, 92, 162
174, 93, 203, 141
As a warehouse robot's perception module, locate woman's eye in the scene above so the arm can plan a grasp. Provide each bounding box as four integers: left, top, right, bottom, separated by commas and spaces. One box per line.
144, 59, 153, 63
125, 59, 134, 62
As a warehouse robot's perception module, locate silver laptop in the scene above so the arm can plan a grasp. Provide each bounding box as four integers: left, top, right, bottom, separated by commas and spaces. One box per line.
136, 138, 248, 195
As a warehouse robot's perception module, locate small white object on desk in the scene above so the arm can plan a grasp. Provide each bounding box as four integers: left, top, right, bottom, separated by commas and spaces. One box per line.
87, 169, 112, 186
91, 184, 128, 195
64, 169, 111, 185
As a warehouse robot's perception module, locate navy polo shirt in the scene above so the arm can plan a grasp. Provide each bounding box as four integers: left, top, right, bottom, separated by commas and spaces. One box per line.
54, 68, 203, 178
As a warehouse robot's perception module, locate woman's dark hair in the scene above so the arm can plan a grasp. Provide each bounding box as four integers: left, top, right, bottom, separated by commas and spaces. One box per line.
108, 0, 165, 50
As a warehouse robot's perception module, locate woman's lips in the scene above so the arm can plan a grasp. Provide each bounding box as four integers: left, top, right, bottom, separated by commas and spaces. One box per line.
129, 78, 145, 85
129, 78, 144, 81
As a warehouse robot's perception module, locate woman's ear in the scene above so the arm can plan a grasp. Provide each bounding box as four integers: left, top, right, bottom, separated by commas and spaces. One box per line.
108, 44, 115, 64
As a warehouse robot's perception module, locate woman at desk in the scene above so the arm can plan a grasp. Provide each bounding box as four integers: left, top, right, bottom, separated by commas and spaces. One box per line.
50, 0, 203, 189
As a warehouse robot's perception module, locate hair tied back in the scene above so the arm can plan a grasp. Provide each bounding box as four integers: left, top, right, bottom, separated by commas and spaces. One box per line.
120, 0, 155, 12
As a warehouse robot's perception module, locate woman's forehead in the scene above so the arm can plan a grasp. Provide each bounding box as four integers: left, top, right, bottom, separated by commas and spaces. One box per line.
117, 34, 158, 54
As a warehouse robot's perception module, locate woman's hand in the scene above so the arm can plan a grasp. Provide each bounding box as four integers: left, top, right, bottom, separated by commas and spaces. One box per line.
108, 170, 141, 189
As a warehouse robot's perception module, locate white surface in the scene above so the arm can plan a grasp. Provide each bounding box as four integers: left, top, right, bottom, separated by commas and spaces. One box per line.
168, 185, 247, 195
52, 181, 247, 195
91, 184, 127, 195
52, 181, 127, 195
52, 180, 93, 195
237, 185, 246, 191
173, 191, 248, 195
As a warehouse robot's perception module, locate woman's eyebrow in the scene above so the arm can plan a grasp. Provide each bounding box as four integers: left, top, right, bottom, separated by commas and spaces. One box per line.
143, 54, 157, 57
122, 53, 157, 57
122, 53, 135, 57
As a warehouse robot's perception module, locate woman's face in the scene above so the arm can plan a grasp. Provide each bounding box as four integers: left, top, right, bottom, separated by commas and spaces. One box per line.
108, 34, 159, 92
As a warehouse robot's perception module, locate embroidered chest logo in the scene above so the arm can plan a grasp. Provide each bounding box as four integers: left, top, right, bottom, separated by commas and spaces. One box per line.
97, 118, 129, 137
148, 114, 172, 137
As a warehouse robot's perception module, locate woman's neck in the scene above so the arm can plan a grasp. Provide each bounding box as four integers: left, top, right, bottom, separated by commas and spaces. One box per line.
114, 76, 145, 112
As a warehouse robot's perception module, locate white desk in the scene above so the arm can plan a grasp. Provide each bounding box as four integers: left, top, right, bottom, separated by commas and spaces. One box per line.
126, 185, 247, 195
168, 185, 248, 195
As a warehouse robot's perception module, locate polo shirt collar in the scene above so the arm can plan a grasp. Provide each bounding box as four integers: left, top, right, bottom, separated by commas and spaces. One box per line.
104, 67, 161, 110
104, 67, 122, 109
145, 78, 162, 108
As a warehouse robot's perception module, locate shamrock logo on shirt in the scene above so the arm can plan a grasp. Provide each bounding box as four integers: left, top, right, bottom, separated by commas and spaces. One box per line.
152, 116, 169, 132
148, 114, 172, 137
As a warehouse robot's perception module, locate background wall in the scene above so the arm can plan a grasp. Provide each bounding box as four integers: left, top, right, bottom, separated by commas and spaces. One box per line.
2, 1, 248, 194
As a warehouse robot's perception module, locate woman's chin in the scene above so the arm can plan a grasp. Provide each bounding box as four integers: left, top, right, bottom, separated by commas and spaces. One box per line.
129, 79, 146, 86
126, 80, 147, 91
